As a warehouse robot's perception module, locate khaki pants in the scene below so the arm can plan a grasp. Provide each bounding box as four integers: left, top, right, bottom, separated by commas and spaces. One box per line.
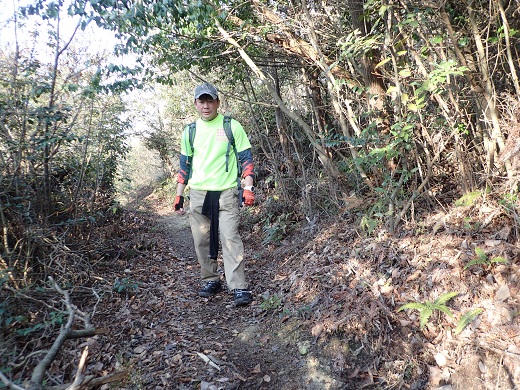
189, 188, 247, 290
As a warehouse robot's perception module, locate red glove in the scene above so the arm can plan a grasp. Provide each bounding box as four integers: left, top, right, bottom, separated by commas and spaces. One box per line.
243, 190, 254, 206
174, 195, 184, 211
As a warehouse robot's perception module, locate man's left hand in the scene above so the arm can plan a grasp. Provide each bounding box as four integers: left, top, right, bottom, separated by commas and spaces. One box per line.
243, 190, 255, 206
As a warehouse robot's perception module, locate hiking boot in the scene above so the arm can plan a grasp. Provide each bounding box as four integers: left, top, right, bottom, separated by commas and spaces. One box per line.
233, 289, 253, 307
198, 281, 222, 297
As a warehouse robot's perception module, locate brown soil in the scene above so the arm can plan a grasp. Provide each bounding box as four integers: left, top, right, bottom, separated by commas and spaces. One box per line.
55, 189, 520, 389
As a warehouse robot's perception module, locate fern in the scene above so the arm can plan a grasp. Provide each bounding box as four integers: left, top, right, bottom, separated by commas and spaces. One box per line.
463, 259, 482, 269
490, 256, 508, 264
435, 291, 459, 306
464, 247, 509, 270
455, 308, 484, 335
433, 304, 454, 318
475, 247, 487, 260
398, 292, 459, 329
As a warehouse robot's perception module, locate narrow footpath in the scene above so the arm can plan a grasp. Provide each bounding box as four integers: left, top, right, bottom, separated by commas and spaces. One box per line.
88, 190, 341, 390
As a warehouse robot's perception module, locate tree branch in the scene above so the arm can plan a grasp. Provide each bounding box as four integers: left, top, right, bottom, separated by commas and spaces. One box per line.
214, 17, 343, 181
67, 347, 89, 390
28, 278, 76, 390
244, 1, 359, 85
0, 371, 26, 390
68, 328, 106, 339
47, 370, 129, 390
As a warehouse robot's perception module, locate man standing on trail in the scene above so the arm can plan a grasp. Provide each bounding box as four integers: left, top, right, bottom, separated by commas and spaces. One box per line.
173, 82, 255, 307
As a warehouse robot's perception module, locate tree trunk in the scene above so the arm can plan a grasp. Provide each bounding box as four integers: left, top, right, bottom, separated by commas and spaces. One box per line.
347, 0, 386, 110
271, 63, 297, 178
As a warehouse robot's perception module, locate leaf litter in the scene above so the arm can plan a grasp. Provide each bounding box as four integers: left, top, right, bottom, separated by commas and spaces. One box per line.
67, 190, 519, 389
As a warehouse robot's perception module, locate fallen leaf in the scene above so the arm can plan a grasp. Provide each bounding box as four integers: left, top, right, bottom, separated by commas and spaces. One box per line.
92, 361, 103, 372
311, 323, 324, 337
484, 239, 502, 247
497, 226, 511, 240
406, 270, 422, 282
349, 367, 360, 378
200, 381, 218, 390
208, 354, 226, 366
495, 284, 510, 301
428, 365, 442, 386
251, 364, 261, 374
434, 352, 448, 367
196, 352, 221, 371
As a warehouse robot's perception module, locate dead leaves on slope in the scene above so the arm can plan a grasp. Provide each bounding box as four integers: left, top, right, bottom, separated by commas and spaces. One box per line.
264, 203, 519, 388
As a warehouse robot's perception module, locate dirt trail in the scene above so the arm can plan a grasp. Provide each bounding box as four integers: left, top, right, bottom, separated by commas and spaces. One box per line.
93, 192, 340, 390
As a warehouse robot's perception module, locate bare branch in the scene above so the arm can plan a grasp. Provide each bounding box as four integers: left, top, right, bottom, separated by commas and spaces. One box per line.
214, 17, 344, 182
68, 328, 106, 339
28, 277, 76, 390
0, 371, 26, 390
67, 347, 89, 390
47, 370, 129, 390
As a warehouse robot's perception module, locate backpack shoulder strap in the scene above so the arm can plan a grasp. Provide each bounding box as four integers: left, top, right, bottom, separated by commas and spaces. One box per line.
188, 122, 196, 154
223, 116, 234, 147
223, 116, 242, 178
223, 116, 243, 200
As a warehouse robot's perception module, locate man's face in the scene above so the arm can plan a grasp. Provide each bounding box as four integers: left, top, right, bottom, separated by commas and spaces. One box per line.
194, 95, 220, 121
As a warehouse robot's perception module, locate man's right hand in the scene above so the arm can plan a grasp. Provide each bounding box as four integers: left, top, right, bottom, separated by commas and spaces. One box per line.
174, 195, 185, 214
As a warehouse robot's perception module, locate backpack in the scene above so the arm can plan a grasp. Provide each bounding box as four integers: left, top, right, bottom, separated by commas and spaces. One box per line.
187, 115, 243, 199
